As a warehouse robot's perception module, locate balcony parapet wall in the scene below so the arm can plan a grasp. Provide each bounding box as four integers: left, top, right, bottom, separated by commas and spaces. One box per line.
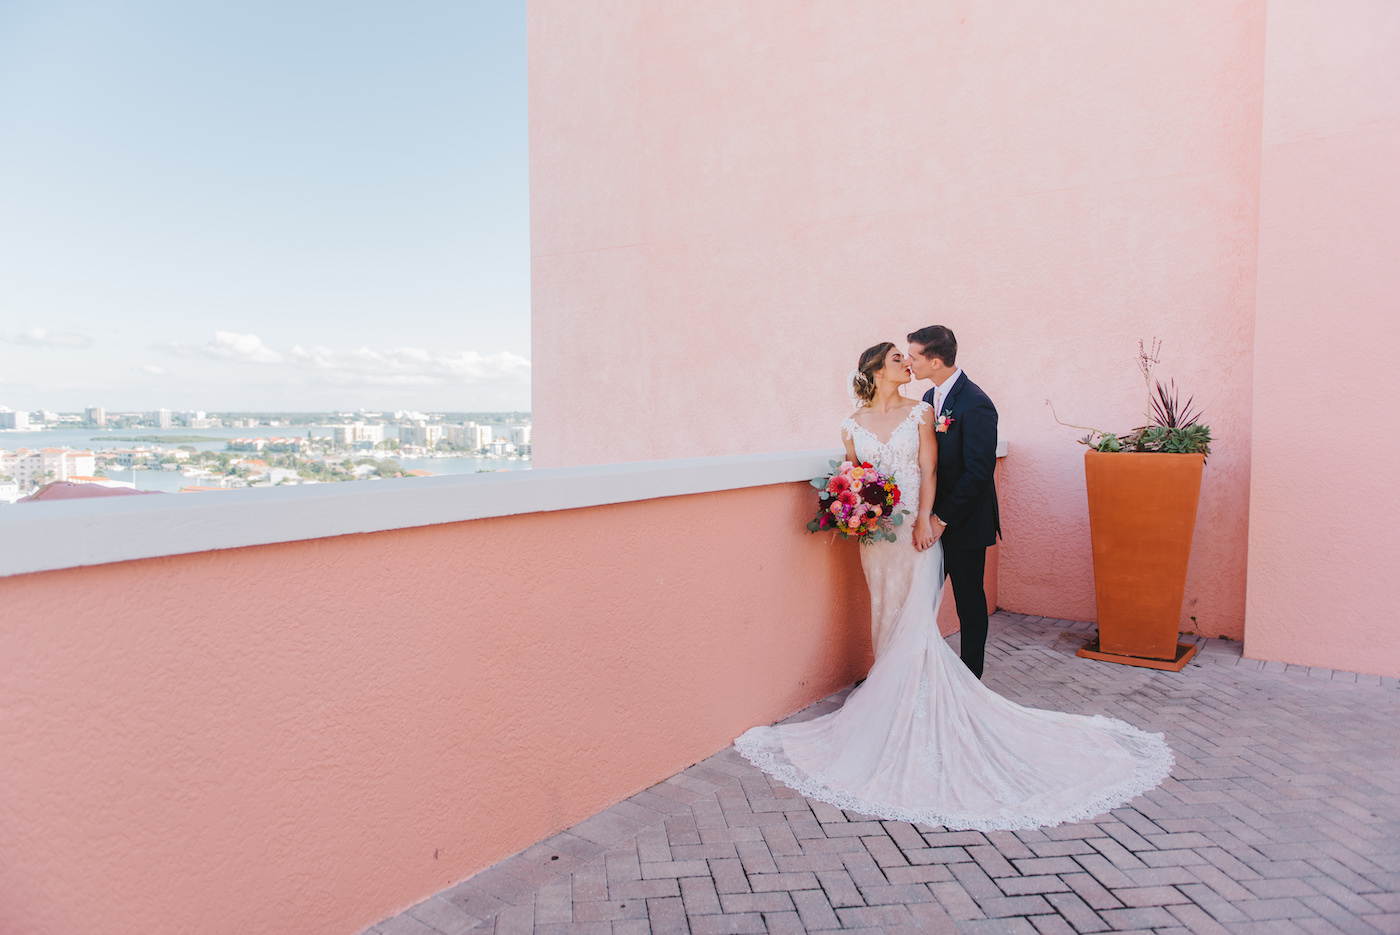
0, 449, 846, 578
0, 450, 885, 935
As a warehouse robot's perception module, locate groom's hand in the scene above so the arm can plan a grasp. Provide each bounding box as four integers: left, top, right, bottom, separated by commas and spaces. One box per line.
915, 516, 946, 551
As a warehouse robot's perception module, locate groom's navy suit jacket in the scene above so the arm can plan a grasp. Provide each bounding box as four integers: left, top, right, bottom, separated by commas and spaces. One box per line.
923, 373, 1001, 550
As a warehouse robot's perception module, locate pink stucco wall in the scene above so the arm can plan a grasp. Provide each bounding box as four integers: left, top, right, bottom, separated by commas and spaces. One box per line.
1245, 1, 1400, 676
530, 1, 1265, 639
0, 484, 868, 935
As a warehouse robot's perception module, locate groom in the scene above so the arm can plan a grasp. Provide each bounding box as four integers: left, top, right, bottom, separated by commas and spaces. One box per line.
907, 325, 1001, 679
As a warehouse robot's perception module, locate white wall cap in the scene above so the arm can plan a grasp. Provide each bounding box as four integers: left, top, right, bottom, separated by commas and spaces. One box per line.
0, 441, 1007, 578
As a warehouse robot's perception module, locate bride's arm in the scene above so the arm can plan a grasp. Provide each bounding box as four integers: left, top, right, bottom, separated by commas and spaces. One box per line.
843, 422, 859, 465
913, 411, 939, 550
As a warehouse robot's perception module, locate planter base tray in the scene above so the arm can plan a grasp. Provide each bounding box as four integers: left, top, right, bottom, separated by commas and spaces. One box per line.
1076, 638, 1199, 672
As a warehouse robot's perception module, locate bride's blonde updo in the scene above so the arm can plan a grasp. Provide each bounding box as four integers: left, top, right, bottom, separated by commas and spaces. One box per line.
852, 342, 896, 406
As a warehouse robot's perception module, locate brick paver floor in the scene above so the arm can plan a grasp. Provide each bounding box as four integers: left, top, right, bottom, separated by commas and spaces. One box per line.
367, 613, 1400, 935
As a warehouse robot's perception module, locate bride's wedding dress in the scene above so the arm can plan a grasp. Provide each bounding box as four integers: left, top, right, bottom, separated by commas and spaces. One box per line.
735, 402, 1173, 830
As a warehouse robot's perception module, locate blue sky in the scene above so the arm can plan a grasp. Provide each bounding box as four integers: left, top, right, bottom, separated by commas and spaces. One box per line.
0, 0, 529, 413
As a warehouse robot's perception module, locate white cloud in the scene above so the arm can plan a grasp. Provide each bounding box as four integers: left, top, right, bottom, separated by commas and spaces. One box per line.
287, 345, 531, 385
136, 364, 171, 377
5, 327, 95, 349
157, 331, 530, 386
162, 331, 284, 364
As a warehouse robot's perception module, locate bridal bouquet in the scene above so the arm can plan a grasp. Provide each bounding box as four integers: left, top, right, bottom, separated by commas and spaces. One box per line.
807, 460, 908, 544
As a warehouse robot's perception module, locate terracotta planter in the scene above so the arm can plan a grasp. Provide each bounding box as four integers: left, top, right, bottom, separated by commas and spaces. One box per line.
1078, 451, 1204, 670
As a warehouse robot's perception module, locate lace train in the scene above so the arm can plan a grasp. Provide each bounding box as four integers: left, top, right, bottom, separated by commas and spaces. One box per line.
735, 711, 1173, 831
734, 401, 1173, 831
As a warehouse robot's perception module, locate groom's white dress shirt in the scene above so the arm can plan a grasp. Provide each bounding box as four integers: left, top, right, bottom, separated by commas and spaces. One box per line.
931, 367, 964, 416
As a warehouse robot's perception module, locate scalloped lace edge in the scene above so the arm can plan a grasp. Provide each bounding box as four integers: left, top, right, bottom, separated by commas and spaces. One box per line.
733, 715, 1174, 832
843, 401, 932, 445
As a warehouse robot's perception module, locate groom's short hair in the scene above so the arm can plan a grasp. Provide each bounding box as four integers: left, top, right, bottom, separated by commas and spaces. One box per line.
908, 325, 957, 367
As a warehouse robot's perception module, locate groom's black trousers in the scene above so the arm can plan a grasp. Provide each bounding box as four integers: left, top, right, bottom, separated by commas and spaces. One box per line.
944, 546, 989, 680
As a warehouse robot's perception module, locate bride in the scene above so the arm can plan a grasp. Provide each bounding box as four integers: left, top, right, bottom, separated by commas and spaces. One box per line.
735, 342, 1173, 830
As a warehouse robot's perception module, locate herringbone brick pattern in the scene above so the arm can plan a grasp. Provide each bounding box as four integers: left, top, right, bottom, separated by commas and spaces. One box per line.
367, 614, 1400, 935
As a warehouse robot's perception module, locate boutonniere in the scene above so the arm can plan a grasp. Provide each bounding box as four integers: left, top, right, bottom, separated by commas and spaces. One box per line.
935, 409, 954, 433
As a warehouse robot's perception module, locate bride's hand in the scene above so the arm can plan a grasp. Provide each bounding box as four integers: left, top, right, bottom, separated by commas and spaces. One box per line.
913, 518, 934, 551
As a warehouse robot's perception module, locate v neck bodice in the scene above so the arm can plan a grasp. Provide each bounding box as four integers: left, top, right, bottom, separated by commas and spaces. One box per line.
842, 403, 930, 501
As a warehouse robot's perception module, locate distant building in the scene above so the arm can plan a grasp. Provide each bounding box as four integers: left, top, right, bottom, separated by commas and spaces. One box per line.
154, 408, 173, 428
179, 411, 221, 429
35, 410, 59, 423
331, 422, 385, 449
510, 425, 532, 446
111, 448, 158, 467
176, 410, 218, 428
85, 407, 106, 427
0, 480, 18, 504
445, 422, 494, 450
66, 476, 136, 489
0, 448, 97, 490
399, 421, 442, 449
0, 408, 30, 430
